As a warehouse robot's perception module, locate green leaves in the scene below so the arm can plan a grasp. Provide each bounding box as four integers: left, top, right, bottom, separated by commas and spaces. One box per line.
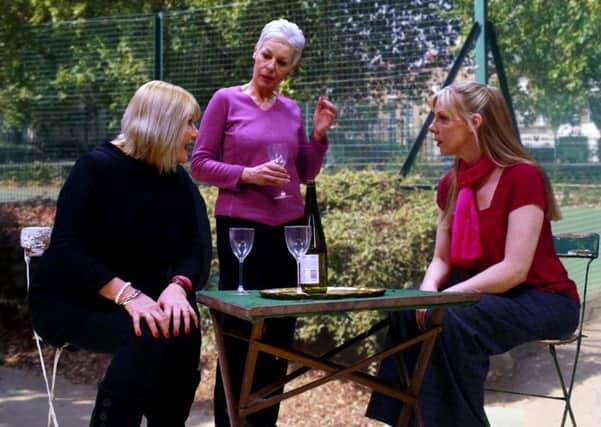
292, 170, 438, 353
452, 0, 600, 130
199, 170, 438, 296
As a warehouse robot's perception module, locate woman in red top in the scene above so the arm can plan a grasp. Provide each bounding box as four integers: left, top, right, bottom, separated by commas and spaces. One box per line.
367, 80, 579, 426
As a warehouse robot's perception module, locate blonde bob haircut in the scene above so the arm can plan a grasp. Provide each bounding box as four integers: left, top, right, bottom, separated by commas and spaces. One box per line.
112, 80, 200, 173
434, 80, 561, 222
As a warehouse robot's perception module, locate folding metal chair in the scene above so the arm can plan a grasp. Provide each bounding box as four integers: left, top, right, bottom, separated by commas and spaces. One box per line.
21, 226, 63, 427
487, 232, 600, 427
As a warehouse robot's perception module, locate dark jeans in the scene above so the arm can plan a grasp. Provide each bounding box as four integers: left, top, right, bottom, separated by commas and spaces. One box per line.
214, 216, 299, 427
366, 287, 579, 427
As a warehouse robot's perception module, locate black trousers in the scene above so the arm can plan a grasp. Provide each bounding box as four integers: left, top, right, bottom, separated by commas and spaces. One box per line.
214, 216, 299, 427
69, 306, 201, 427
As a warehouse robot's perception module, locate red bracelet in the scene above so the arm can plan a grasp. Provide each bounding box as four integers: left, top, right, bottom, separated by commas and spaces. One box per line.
171, 275, 193, 294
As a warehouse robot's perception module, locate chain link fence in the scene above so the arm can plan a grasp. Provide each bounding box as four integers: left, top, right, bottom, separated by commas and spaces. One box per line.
1, 1, 600, 203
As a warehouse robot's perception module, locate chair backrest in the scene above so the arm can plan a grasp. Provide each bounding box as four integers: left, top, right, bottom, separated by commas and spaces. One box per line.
553, 232, 600, 328
20, 226, 52, 257
19, 226, 61, 427
20, 226, 52, 291
553, 232, 600, 260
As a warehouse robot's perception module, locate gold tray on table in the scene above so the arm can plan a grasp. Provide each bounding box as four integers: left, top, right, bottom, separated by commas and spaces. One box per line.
260, 286, 386, 300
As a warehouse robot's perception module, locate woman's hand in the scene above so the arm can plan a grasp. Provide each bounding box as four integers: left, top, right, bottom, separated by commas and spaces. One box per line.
123, 292, 171, 339
157, 283, 199, 336
240, 161, 290, 186
416, 309, 429, 332
415, 284, 433, 332
312, 96, 337, 142
416, 281, 438, 331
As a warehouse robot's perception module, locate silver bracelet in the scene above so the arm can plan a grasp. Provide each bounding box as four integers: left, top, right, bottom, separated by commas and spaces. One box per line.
114, 282, 131, 305
121, 289, 142, 306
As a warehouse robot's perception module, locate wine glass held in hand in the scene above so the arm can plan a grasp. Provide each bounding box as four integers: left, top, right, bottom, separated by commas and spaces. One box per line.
267, 143, 291, 199
229, 227, 255, 295
284, 225, 312, 294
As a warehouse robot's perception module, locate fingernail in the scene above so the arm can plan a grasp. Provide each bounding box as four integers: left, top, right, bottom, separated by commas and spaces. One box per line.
165, 332, 170, 339
136, 331, 141, 337
153, 332, 159, 338
185, 328, 190, 334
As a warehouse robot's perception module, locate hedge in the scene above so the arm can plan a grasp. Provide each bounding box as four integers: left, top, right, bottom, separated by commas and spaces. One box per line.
197, 170, 439, 354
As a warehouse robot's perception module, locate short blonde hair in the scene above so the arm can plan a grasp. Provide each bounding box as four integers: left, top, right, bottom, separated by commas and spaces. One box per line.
256, 19, 305, 67
112, 80, 200, 173
434, 80, 561, 221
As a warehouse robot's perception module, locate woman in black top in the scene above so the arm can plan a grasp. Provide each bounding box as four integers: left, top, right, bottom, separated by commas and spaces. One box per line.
29, 80, 212, 427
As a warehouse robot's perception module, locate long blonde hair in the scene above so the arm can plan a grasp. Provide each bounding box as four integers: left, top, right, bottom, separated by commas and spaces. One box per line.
434, 80, 561, 221
112, 80, 200, 173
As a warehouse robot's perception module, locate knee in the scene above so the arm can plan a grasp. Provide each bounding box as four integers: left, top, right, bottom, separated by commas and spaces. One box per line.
388, 310, 419, 339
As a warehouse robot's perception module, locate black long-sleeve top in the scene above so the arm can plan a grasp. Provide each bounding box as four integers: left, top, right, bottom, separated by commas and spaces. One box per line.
30, 142, 212, 342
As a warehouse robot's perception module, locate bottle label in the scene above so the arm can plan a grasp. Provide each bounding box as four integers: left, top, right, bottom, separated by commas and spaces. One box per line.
300, 254, 319, 284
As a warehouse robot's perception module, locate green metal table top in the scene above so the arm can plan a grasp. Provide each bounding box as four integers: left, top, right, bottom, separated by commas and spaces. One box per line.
196, 288, 480, 321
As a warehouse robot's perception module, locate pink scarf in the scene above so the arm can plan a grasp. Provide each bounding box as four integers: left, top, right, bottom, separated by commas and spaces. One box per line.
450, 156, 495, 268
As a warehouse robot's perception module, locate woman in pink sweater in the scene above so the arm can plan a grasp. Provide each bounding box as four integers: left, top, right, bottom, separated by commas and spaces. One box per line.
191, 18, 336, 427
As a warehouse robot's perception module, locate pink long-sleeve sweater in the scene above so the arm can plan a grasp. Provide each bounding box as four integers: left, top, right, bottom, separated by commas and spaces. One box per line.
190, 86, 328, 226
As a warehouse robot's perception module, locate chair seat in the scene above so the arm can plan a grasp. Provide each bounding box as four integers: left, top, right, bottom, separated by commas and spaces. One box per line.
486, 232, 599, 427
537, 335, 578, 346
64, 344, 79, 352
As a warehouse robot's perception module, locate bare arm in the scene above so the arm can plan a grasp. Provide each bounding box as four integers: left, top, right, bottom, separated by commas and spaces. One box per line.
416, 209, 453, 330
416, 204, 544, 330
446, 204, 544, 294
419, 209, 453, 292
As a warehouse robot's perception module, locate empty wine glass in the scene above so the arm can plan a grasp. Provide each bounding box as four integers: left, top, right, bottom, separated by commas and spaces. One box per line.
284, 225, 312, 294
267, 143, 291, 199
229, 227, 255, 295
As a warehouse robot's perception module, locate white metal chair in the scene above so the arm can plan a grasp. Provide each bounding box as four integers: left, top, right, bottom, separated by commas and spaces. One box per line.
21, 226, 62, 427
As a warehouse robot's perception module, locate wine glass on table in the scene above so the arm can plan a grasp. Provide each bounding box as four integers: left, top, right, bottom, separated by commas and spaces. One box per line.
229, 227, 255, 295
284, 225, 312, 294
267, 143, 291, 199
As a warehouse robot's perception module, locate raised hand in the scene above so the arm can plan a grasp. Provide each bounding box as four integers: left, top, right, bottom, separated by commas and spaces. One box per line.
312, 96, 337, 142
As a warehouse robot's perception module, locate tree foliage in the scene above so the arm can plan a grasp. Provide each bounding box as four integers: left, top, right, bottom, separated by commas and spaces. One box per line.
0, 0, 225, 135
2, 0, 599, 156
1, 0, 464, 160
452, 0, 601, 131
322, 0, 459, 100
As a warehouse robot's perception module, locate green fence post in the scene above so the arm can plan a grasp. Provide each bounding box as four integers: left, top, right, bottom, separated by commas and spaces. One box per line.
474, 0, 488, 83
154, 12, 164, 80
487, 22, 521, 144
400, 23, 481, 177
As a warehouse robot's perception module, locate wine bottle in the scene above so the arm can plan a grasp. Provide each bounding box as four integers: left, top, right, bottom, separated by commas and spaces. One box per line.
300, 180, 328, 294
